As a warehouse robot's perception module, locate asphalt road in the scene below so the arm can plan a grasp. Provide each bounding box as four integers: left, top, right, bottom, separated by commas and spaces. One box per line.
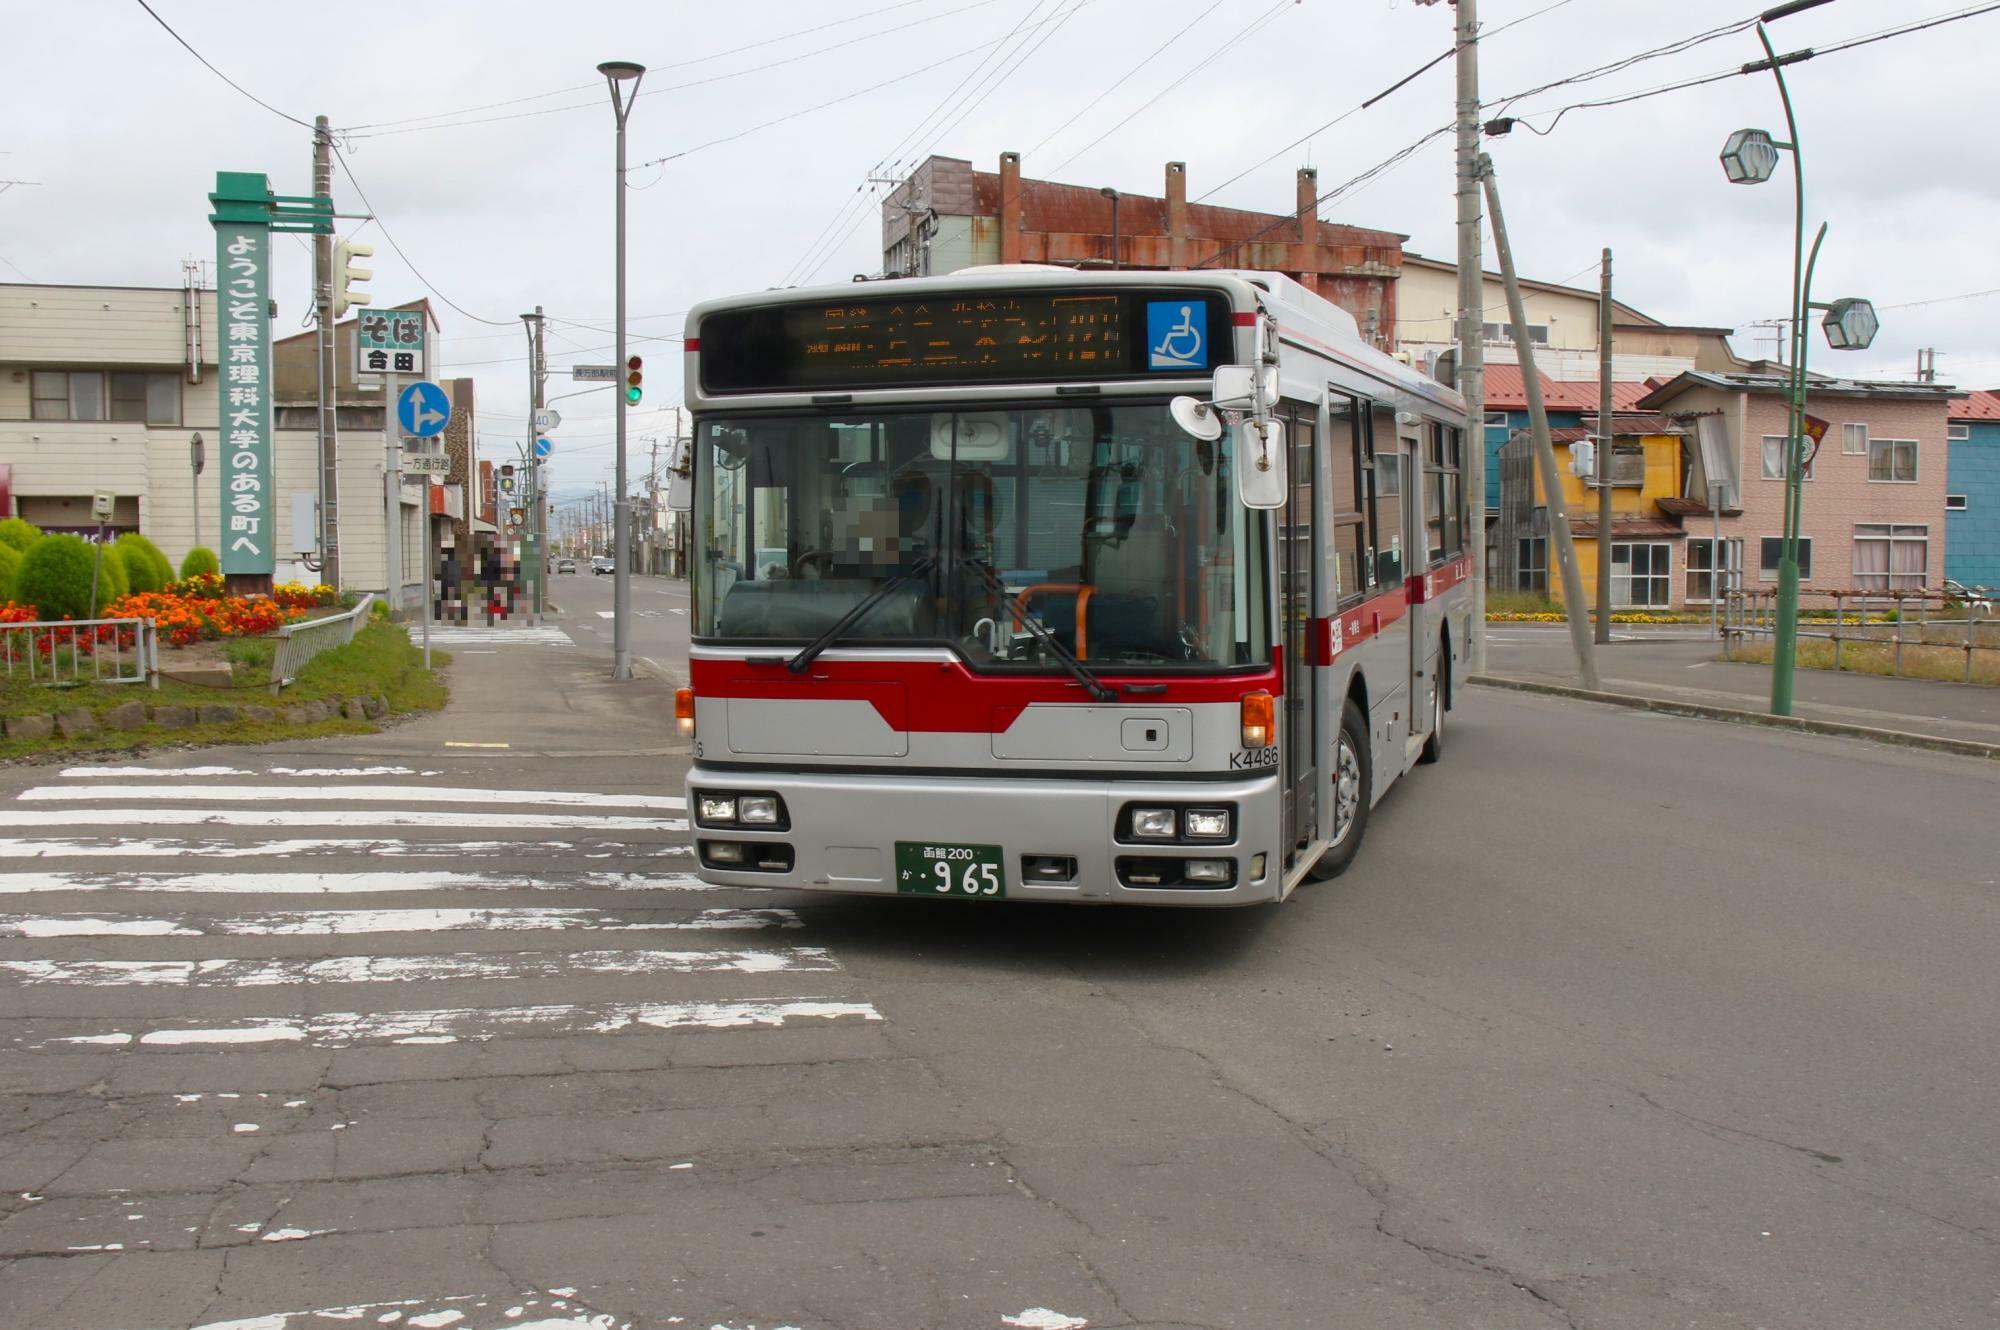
2, 645, 1996, 1330
547, 570, 690, 683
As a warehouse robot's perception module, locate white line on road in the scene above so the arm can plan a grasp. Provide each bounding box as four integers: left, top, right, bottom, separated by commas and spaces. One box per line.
0, 870, 713, 895
0, 905, 800, 939
0, 809, 686, 831
34, 998, 880, 1049
2, 945, 839, 986
57, 765, 438, 779
0, 837, 690, 860
156, 1289, 626, 1330
19, 784, 687, 810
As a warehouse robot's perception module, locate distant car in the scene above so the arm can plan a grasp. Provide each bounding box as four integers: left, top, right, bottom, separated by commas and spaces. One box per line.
591, 556, 614, 576
556, 557, 576, 575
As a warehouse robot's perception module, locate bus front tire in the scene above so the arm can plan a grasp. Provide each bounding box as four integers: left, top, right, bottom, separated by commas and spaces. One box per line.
1305, 699, 1372, 882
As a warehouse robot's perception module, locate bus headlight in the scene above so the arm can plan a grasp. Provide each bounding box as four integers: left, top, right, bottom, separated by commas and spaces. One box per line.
1131, 808, 1177, 840
697, 794, 737, 823
1184, 808, 1231, 839
738, 795, 781, 825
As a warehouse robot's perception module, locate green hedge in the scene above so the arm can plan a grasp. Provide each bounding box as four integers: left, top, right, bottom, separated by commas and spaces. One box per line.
0, 518, 40, 553
0, 541, 19, 604
96, 543, 129, 608
179, 545, 220, 579
15, 535, 101, 619
114, 533, 174, 593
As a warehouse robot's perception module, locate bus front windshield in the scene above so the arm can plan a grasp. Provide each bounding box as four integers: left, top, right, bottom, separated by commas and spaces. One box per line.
695, 402, 1269, 670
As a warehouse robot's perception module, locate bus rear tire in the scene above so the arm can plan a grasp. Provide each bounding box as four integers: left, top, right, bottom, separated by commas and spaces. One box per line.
1305, 699, 1372, 882
1418, 671, 1446, 765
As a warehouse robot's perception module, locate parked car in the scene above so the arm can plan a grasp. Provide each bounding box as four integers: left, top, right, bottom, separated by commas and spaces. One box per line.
592, 556, 614, 576
556, 557, 576, 575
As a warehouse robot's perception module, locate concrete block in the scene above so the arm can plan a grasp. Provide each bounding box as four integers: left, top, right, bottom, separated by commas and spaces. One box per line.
104, 700, 148, 731
149, 705, 192, 730
195, 704, 239, 726
239, 705, 276, 725
281, 705, 313, 726
55, 708, 97, 739
342, 697, 368, 722
4, 714, 54, 741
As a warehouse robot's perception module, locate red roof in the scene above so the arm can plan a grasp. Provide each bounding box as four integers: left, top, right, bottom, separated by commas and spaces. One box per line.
1482, 365, 1651, 414
1569, 517, 1687, 540
1548, 413, 1684, 442
1949, 389, 2000, 422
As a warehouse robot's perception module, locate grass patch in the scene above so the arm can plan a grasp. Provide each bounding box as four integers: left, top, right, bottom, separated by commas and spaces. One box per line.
1485, 589, 1562, 616
291, 620, 451, 713
1728, 638, 2000, 686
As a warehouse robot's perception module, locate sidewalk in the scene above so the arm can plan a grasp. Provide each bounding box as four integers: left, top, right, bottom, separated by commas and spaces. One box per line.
1482, 626, 2000, 752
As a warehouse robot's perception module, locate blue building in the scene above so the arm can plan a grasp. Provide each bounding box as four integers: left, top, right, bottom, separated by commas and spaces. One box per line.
1946, 390, 2000, 590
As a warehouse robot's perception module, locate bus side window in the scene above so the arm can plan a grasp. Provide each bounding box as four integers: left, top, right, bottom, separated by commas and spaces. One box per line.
1368, 404, 1403, 589
1327, 395, 1366, 606
1425, 422, 1464, 564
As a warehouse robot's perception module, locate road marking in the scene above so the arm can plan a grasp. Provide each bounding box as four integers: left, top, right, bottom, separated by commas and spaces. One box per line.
158, 1288, 630, 1330
424, 626, 573, 646
19, 783, 686, 810
0, 836, 690, 860
597, 610, 615, 618
57, 765, 439, 779
0, 905, 801, 939
445, 740, 509, 748
0, 869, 713, 895
2, 945, 839, 987
0, 809, 686, 831
33, 998, 880, 1049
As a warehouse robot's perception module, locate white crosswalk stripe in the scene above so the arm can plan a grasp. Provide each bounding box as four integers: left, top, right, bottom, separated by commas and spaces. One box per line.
424, 625, 574, 645
1, 761, 876, 1056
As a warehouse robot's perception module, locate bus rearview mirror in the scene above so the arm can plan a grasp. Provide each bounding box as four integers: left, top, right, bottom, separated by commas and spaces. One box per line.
1212, 364, 1278, 412
1237, 419, 1286, 510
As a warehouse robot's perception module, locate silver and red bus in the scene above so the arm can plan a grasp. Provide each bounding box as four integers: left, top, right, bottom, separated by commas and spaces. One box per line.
672, 265, 1471, 905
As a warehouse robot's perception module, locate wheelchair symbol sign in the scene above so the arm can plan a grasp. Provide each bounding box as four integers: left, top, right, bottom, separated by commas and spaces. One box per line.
1146, 301, 1208, 371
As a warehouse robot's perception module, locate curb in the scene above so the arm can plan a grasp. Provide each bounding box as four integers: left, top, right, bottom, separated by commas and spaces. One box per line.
1467, 673, 2000, 762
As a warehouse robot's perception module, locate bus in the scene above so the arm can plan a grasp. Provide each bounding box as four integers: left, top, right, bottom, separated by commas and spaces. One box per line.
671, 265, 1472, 905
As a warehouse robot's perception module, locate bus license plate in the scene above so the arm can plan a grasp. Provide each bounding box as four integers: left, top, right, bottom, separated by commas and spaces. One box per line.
895, 842, 1006, 899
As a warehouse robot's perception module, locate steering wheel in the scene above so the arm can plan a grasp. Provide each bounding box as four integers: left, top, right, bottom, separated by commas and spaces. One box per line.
791, 550, 836, 578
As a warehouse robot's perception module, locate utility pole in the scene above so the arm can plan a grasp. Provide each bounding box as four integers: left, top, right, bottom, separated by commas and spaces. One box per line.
312, 115, 341, 588
521, 307, 547, 617
1595, 247, 1613, 644
383, 367, 401, 615
647, 435, 661, 577
1453, 0, 1488, 670
1483, 154, 1599, 691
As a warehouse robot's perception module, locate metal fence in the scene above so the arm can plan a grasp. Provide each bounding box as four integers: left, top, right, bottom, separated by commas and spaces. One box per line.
1724, 588, 1997, 684
269, 593, 376, 694
1, 617, 159, 688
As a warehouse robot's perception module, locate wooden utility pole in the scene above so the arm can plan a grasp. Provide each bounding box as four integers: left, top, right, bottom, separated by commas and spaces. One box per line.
312, 115, 341, 588
1482, 155, 1599, 690
1596, 248, 1614, 643
1453, 0, 1488, 669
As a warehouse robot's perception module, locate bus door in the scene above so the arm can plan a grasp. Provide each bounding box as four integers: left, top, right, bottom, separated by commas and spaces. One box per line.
1365, 402, 1414, 767
1280, 405, 1319, 866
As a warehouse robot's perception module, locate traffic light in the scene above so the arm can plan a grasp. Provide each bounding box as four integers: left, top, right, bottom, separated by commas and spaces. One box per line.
625, 355, 643, 405
499, 463, 515, 494
332, 238, 374, 318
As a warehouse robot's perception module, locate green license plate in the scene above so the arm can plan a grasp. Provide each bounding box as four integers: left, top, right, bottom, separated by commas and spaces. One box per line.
895, 842, 1006, 899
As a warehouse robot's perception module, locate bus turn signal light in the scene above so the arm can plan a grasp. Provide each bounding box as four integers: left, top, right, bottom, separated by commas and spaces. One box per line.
675, 687, 695, 736
1241, 692, 1274, 748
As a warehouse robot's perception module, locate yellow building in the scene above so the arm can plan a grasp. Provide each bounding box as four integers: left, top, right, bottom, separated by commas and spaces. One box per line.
1496, 414, 1698, 610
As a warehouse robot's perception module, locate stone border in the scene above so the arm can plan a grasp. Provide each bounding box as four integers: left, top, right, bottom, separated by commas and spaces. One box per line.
1468, 673, 2000, 762
2, 693, 389, 743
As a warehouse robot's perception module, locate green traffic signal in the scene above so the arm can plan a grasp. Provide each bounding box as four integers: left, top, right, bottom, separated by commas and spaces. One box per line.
625, 386, 642, 404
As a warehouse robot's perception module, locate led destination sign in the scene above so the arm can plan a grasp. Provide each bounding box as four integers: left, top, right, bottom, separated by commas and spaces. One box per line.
698, 288, 1234, 393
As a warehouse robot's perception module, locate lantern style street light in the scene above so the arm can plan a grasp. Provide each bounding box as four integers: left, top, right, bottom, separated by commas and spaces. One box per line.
599, 59, 644, 681
1718, 0, 1878, 717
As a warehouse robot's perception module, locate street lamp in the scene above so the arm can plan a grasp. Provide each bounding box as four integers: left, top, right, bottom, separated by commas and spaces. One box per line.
598, 59, 644, 681
1720, 0, 1876, 717
1099, 186, 1121, 270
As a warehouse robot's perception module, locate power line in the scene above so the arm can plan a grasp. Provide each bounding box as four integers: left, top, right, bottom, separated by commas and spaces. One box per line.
331, 147, 514, 328
132, 0, 314, 129
1027, 0, 1228, 161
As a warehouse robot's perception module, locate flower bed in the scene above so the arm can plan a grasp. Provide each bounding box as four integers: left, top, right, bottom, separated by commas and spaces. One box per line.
101, 576, 340, 648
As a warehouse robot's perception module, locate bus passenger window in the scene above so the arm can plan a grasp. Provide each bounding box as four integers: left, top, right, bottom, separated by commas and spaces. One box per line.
1328, 397, 1366, 605
1372, 449, 1403, 588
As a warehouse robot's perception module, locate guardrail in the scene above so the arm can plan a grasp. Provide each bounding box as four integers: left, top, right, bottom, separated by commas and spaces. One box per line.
1724, 588, 1996, 684
1, 617, 159, 687
269, 593, 375, 694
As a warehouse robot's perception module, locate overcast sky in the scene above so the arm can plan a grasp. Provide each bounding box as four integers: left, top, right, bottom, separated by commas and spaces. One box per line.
4, 0, 1996, 507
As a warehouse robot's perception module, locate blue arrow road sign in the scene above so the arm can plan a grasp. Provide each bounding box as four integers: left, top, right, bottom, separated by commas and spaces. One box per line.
533, 437, 552, 458
397, 380, 451, 439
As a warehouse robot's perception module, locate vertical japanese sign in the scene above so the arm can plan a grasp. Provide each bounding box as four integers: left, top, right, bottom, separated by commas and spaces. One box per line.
215, 217, 273, 576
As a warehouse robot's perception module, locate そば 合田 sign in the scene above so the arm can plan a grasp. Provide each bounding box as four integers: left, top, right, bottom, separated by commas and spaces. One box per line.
357, 308, 426, 376
216, 221, 273, 577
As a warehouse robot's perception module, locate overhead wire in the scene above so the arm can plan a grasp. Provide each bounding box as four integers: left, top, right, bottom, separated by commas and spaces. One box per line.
1025, 0, 1228, 160
331, 147, 515, 327
132, 0, 314, 129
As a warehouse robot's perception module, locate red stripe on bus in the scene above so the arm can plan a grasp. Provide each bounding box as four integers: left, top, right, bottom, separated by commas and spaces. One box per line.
689, 654, 1281, 735
1310, 584, 1412, 665
1232, 312, 1259, 326
683, 337, 701, 352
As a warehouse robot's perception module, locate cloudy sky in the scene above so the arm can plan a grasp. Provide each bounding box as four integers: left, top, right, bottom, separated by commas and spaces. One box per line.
4, 0, 1996, 508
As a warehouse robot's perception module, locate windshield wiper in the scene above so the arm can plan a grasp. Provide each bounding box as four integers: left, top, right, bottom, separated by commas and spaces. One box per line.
786, 556, 934, 675
963, 559, 1118, 703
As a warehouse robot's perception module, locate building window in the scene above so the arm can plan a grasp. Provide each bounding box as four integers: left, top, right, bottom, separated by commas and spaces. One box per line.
1482, 322, 1549, 345
1854, 523, 1927, 591
27, 369, 178, 424
1686, 537, 1743, 603
1585, 442, 1646, 487
1760, 435, 1815, 481
1946, 494, 1969, 511
1842, 422, 1868, 454
1947, 423, 1970, 442
1517, 537, 1547, 593
1610, 542, 1672, 608
1759, 536, 1813, 582
1867, 436, 1918, 483
1484, 411, 1509, 429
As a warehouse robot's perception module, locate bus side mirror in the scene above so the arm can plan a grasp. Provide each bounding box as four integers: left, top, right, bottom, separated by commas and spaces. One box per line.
1237, 418, 1286, 510
666, 437, 693, 513
1212, 364, 1278, 412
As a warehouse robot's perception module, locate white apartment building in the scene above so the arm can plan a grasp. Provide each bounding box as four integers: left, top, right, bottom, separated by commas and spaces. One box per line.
0, 278, 443, 597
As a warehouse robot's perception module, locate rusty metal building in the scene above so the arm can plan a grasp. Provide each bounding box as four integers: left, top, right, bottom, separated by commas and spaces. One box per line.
882, 154, 1404, 346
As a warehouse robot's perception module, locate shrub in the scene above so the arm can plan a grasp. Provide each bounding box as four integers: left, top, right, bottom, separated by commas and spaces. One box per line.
115, 533, 174, 592
95, 543, 129, 611
14, 534, 99, 620
0, 541, 18, 604
179, 545, 220, 579
0, 518, 40, 552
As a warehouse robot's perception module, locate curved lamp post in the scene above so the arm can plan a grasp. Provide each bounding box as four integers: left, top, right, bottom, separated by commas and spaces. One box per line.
598, 59, 644, 680
1721, 2, 1879, 717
